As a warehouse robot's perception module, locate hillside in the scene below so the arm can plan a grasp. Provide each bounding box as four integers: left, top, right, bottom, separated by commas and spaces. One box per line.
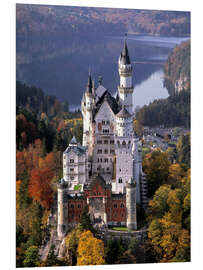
136, 90, 190, 128
136, 40, 190, 128
16, 4, 190, 50
164, 39, 190, 95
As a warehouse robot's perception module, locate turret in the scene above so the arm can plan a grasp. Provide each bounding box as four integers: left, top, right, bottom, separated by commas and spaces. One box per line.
57, 179, 68, 239
126, 178, 137, 230
81, 72, 95, 146
116, 106, 133, 137
118, 39, 134, 114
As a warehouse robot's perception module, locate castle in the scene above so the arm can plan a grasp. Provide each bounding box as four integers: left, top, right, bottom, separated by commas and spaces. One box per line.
57, 39, 147, 239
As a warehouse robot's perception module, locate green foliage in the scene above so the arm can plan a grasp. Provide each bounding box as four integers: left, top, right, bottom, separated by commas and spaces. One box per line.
105, 237, 124, 264
79, 205, 93, 232
143, 150, 170, 198
147, 168, 190, 262
23, 245, 39, 267
177, 133, 190, 167
18, 170, 31, 208
44, 245, 59, 267
136, 90, 190, 128
74, 184, 82, 191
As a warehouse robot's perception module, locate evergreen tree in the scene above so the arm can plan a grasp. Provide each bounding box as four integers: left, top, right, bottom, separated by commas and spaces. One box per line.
79, 205, 93, 232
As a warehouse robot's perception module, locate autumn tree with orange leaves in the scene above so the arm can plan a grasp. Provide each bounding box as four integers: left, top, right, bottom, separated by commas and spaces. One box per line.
29, 167, 54, 209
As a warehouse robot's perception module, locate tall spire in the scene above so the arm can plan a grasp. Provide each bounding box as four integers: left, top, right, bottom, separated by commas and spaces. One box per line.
120, 34, 131, 65
87, 70, 92, 93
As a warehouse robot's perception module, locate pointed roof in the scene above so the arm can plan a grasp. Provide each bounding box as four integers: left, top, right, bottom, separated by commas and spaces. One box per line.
116, 106, 131, 118
87, 72, 93, 93
120, 39, 131, 65
69, 136, 77, 145
64, 137, 87, 155
126, 177, 136, 188
92, 90, 121, 120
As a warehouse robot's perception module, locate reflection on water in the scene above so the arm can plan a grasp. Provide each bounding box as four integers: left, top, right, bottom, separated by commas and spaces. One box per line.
16, 34, 189, 109
133, 69, 169, 109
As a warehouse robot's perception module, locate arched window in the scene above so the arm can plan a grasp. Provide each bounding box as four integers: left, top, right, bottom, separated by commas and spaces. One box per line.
70, 204, 74, 209
120, 203, 125, 208
113, 204, 117, 208
122, 141, 126, 146
78, 204, 81, 208
118, 178, 122, 183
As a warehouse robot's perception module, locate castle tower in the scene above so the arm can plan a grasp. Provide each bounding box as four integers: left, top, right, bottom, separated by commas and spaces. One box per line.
81, 72, 95, 146
57, 179, 68, 239
116, 106, 133, 137
118, 39, 134, 114
126, 178, 137, 230
63, 136, 88, 189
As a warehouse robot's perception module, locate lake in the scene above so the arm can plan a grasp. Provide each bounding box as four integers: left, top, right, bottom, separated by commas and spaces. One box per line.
16, 34, 189, 111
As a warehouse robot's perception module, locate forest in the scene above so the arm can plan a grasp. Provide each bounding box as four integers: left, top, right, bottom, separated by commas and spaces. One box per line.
164, 39, 190, 95
136, 39, 190, 128
16, 80, 190, 266
16, 5, 190, 49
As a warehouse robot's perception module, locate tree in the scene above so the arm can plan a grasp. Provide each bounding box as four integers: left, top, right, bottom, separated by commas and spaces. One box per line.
23, 246, 39, 267
147, 169, 190, 262
143, 150, 170, 197
28, 167, 54, 209
65, 225, 83, 266
168, 163, 186, 188
105, 236, 125, 264
77, 231, 105, 266
147, 185, 171, 222
177, 133, 190, 167
18, 170, 31, 208
133, 119, 143, 137
79, 205, 93, 232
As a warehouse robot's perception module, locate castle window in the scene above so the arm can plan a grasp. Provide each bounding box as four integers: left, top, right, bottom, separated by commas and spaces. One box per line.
70, 176, 74, 180
104, 158, 108, 163
104, 149, 108, 154
106, 120, 110, 125
107, 167, 109, 171
71, 204, 74, 208
97, 149, 102, 154
70, 159, 74, 163
110, 149, 115, 154
78, 204, 81, 208
97, 140, 102, 144
122, 141, 126, 146
113, 204, 117, 208
100, 158, 102, 162
102, 120, 105, 125
110, 140, 114, 144
118, 178, 122, 183
104, 140, 108, 144
120, 203, 125, 208
70, 168, 74, 172
98, 158, 100, 162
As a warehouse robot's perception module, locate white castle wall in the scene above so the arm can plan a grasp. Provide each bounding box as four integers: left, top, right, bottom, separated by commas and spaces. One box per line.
120, 76, 132, 88
63, 150, 87, 189
116, 116, 133, 137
